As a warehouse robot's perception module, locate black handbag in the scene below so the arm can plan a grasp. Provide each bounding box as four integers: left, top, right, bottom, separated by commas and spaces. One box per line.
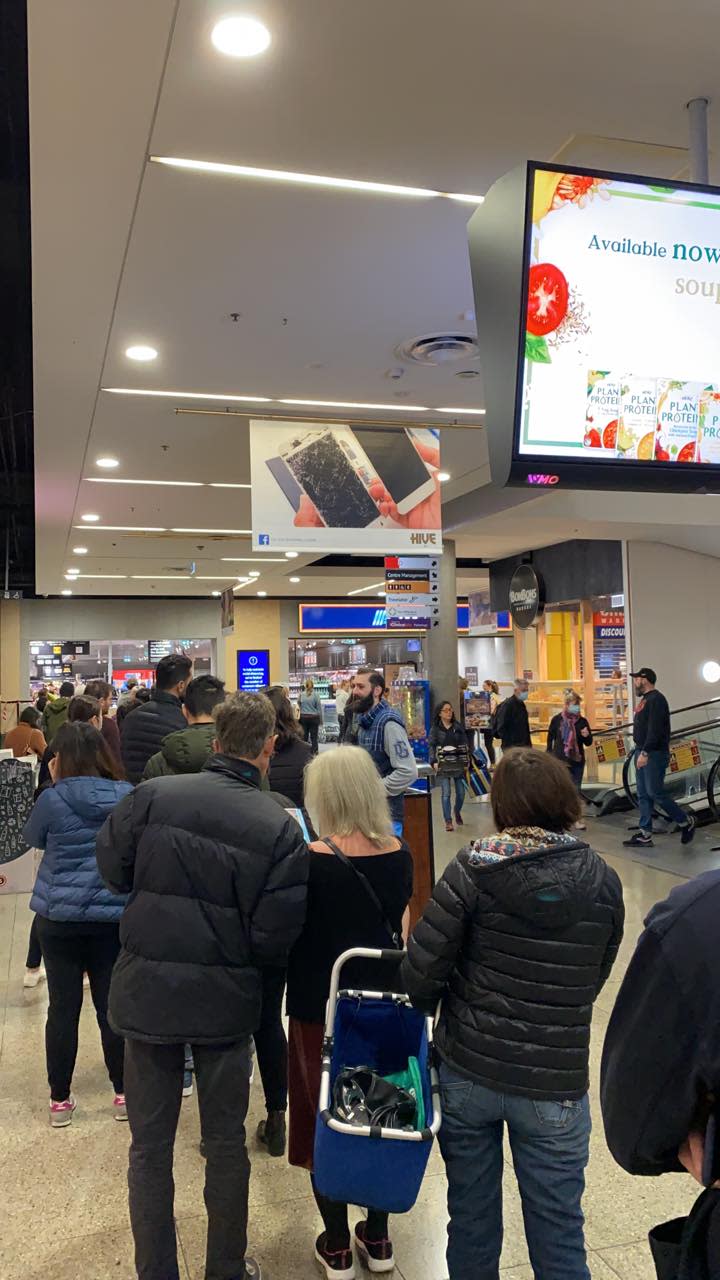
332, 1066, 416, 1131
323, 837, 403, 951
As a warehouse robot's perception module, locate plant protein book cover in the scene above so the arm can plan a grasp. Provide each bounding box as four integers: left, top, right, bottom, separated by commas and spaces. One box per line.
585, 371, 621, 454
618, 378, 657, 460
655, 380, 701, 462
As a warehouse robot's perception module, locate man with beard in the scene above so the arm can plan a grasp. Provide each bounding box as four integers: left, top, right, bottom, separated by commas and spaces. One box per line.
341, 667, 417, 834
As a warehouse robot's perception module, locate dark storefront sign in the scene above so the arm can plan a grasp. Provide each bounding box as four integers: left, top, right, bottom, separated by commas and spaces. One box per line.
508, 564, 545, 629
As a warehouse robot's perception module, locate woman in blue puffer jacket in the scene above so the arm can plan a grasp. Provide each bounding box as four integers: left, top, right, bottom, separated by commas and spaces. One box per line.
23, 721, 132, 1128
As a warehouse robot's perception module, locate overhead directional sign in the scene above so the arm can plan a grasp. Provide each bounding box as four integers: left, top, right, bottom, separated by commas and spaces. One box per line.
385, 556, 440, 629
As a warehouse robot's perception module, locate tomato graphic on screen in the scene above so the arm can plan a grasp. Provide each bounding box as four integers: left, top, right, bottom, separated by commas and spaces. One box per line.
527, 264, 569, 336
677, 441, 696, 463
602, 420, 618, 450
583, 428, 601, 449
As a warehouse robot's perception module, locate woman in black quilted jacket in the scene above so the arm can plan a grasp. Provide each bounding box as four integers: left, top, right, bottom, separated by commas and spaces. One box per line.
263, 684, 313, 808
401, 748, 624, 1280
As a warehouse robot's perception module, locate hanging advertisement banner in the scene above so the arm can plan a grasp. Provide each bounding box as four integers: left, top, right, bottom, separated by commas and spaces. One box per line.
250, 420, 443, 554
221, 588, 235, 635
384, 556, 439, 630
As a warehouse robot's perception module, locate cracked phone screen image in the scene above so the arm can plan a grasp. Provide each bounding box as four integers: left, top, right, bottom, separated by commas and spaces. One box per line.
285, 434, 380, 528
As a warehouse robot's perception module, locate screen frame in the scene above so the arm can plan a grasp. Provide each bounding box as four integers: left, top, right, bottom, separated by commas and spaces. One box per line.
236, 648, 271, 692
511, 160, 720, 494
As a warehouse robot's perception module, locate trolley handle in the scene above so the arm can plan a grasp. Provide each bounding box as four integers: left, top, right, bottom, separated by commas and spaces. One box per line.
325, 947, 405, 1038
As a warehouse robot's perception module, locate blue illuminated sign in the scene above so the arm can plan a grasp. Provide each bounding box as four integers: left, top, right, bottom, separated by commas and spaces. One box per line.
237, 649, 270, 691
299, 603, 470, 632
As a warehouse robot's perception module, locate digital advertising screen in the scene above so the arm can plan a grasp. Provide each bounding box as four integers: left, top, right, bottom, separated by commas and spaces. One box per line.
513, 162, 720, 491
237, 649, 270, 692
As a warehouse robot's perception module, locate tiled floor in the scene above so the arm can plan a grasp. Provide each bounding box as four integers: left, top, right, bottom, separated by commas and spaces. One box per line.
0, 795, 708, 1279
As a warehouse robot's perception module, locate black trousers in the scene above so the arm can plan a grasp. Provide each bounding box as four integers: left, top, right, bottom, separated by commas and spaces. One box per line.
26, 914, 42, 968
299, 714, 320, 754
125, 1037, 251, 1280
35, 917, 124, 1100
482, 729, 496, 766
255, 966, 288, 1112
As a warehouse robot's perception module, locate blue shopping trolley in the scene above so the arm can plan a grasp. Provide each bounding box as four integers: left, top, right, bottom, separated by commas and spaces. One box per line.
314, 947, 442, 1215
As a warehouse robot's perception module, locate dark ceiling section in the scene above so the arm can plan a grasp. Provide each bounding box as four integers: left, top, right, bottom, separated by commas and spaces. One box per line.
0, 0, 33, 593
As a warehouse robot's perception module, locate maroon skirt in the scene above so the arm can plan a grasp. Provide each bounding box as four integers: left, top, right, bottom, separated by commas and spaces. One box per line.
288, 1017, 324, 1171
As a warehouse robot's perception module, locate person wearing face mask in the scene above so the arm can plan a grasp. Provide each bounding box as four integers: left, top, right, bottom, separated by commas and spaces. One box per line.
494, 679, 532, 753
547, 691, 593, 832
623, 666, 695, 849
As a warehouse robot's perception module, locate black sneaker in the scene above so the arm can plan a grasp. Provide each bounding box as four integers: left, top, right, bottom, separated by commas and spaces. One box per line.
354, 1221, 395, 1273
623, 832, 654, 847
681, 816, 696, 845
257, 1110, 286, 1157
314, 1232, 355, 1279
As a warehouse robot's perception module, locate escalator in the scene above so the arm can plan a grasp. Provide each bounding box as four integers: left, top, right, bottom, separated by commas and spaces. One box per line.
587, 697, 720, 822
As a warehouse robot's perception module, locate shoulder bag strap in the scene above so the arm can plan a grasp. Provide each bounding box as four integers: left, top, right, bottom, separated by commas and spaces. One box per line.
322, 837, 402, 949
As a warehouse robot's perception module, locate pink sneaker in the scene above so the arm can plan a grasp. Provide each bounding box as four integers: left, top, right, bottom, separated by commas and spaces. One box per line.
49, 1095, 76, 1128
113, 1093, 128, 1121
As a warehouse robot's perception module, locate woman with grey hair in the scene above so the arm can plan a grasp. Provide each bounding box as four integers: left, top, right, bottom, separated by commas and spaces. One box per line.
286, 745, 414, 1279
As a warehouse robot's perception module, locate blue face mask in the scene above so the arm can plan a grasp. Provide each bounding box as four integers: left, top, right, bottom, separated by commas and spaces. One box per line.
568, 704, 580, 715
518, 690, 529, 701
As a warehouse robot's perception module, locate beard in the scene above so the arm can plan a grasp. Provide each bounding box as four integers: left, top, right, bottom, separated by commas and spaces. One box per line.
346, 692, 374, 716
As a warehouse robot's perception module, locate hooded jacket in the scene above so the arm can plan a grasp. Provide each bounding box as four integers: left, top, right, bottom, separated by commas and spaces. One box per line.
24, 776, 132, 923
142, 722, 215, 780
42, 697, 71, 745
120, 690, 186, 784
96, 754, 309, 1045
402, 833, 624, 1100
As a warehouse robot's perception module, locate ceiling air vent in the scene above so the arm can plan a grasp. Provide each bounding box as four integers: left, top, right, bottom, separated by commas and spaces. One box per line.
397, 333, 479, 366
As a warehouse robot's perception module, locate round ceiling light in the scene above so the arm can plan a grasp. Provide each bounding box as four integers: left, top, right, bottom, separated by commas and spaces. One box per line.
61, 589, 73, 596
72, 546, 88, 555
211, 15, 271, 57
257, 590, 267, 597
96, 456, 119, 469
125, 344, 158, 362
702, 660, 720, 683
81, 513, 100, 522
211, 591, 221, 597
289, 576, 300, 583
285, 551, 299, 559
438, 471, 451, 482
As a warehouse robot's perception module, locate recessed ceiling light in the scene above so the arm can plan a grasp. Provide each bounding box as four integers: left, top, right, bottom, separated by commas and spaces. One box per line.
285, 551, 299, 559
103, 388, 270, 402
125, 344, 158, 362
438, 471, 451, 482
196, 575, 249, 581
150, 156, 485, 205
248, 570, 261, 577
72, 546, 88, 555
211, 14, 271, 57
81, 513, 100, 522
171, 527, 252, 535
87, 478, 203, 487
212, 590, 221, 597
73, 524, 167, 532
64, 574, 78, 581
96, 456, 120, 469
289, 576, 300, 583
60, 589, 72, 596
209, 482, 252, 489
435, 406, 486, 414
66, 567, 80, 575
221, 557, 286, 562
257, 590, 267, 597
377, 591, 386, 597
73, 574, 128, 579
347, 581, 386, 596
280, 398, 430, 412
130, 575, 192, 580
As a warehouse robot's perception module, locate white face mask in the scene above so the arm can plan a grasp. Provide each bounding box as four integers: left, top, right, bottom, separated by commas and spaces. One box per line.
517, 690, 529, 701
568, 704, 580, 715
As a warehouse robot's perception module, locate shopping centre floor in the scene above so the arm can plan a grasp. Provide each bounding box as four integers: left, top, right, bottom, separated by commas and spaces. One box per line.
0, 797, 713, 1280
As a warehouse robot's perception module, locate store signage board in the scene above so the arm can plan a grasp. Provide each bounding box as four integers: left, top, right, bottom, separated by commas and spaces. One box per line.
237, 649, 270, 692
504, 161, 720, 493
299, 603, 469, 633
148, 640, 175, 663
250, 420, 443, 553
508, 564, 545, 629
593, 610, 625, 639
464, 666, 479, 685
385, 556, 439, 630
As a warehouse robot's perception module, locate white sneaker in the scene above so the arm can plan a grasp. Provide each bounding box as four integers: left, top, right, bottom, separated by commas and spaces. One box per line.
24, 965, 45, 989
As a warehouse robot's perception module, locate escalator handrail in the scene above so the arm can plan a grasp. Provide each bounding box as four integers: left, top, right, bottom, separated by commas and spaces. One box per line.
594, 695, 720, 740
707, 757, 720, 822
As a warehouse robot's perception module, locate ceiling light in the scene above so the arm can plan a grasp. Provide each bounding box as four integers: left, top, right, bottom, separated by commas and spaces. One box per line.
103, 387, 270, 402
64, 574, 78, 581
72, 524, 168, 532
248, 570, 261, 577
377, 591, 386, 597
209, 482, 252, 489
96, 456, 120, 469
212, 591, 221, 597
130, 575, 192, 580
438, 471, 451, 482
73, 574, 127, 579
347, 581, 386, 596
125, 344, 158, 362
211, 15, 271, 57
434, 407, 486, 415
171, 527, 252, 535
87, 478, 203, 487
285, 551, 299, 559
81, 513, 100, 522
72, 546, 88, 555
61, 589, 72, 596
221, 556, 286, 563
257, 590, 267, 597
289, 576, 300, 583
702, 660, 720, 683
65, 568, 80, 576
150, 156, 485, 205
196, 575, 248, 580
280, 398, 429, 411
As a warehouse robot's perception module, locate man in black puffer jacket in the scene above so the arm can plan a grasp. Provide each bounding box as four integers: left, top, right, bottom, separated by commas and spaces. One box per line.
97, 691, 308, 1280
120, 652, 191, 783
402, 748, 624, 1280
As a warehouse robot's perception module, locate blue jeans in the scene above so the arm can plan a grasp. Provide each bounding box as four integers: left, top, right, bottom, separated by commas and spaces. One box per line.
438, 1062, 591, 1280
636, 749, 688, 833
440, 776, 465, 823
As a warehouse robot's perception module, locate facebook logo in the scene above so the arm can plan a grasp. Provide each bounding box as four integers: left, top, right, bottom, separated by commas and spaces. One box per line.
258, 534, 270, 545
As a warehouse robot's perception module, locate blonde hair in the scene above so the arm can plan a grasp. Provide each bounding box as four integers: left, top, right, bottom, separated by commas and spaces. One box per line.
304, 677, 314, 692
304, 745, 393, 846
565, 690, 582, 705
